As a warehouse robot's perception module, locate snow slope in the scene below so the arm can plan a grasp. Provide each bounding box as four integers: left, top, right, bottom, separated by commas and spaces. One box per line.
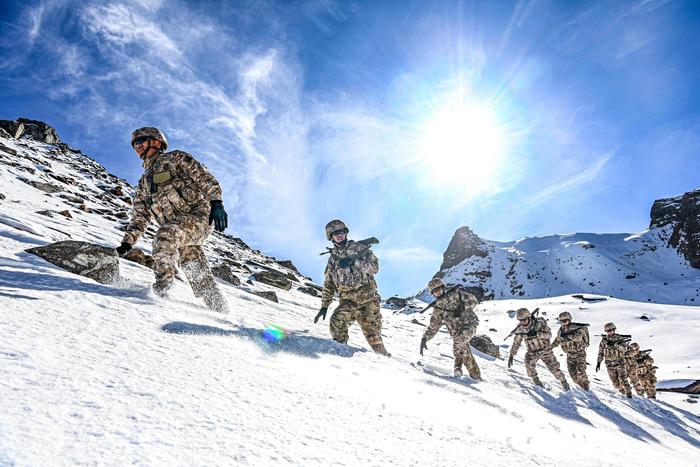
434, 228, 700, 306
1, 134, 699, 465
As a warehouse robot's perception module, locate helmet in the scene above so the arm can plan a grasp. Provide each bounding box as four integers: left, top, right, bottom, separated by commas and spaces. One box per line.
131, 127, 168, 151
428, 278, 445, 292
516, 308, 531, 320
629, 342, 640, 351
604, 322, 616, 332
558, 311, 572, 321
325, 219, 348, 240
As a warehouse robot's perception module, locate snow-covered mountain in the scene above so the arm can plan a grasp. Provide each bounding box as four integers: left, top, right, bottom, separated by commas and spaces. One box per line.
1, 120, 699, 465
428, 200, 700, 305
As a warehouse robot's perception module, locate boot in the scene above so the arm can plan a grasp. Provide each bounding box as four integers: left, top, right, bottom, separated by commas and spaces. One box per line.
532, 377, 544, 387
453, 368, 463, 377
370, 342, 391, 357
152, 280, 172, 298
201, 287, 229, 313
561, 379, 570, 391
580, 381, 590, 391
626, 391, 633, 398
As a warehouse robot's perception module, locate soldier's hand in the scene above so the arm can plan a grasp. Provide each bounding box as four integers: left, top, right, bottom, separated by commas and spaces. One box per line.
595, 361, 601, 372
508, 355, 514, 368
116, 242, 132, 257
314, 307, 328, 323
419, 337, 428, 356
338, 257, 355, 268
209, 200, 228, 232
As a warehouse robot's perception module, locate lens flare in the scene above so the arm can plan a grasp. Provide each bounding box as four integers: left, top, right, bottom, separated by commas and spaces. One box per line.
262, 324, 288, 343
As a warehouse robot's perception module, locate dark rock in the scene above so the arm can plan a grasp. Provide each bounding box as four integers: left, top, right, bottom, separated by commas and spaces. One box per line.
123, 249, 154, 269
460, 286, 486, 302
253, 269, 292, 290
440, 226, 489, 270
297, 286, 319, 297
57, 210, 73, 219
26, 241, 120, 284
110, 186, 124, 197
0, 193, 5, 200
211, 264, 241, 286
304, 282, 323, 292
0, 120, 22, 138
470, 334, 500, 358
277, 259, 300, 274
650, 187, 700, 268
639, 315, 650, 321
78, 204, 91, 213
384, 296, 408, 309
35, 210, 53, 217
0, 142, 17, 155
252, 290, 278, 303
15, 118, 61, 144
489, 328, 497, 332
625, 272, 638, 279
0, 127, 11, 138
18, 178, 62, 194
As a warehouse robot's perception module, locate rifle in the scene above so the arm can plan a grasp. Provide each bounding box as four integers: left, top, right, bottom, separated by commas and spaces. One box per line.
596, 334, 632, 338
560, 322, 589, 338
419, 285, 461, 314
319, 237, 379, 256
640, 349, 652, 354
504, 308, 540, 341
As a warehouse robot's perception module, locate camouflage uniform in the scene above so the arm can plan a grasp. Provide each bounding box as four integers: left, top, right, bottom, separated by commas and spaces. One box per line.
510, 317, 568, 387
321, 240, 388, 355
422, 288, 481, 380
122, 147, 227, 313
551, 324, 590, 390
635, 353, 657, 399
624, 347, 645, 396
597, 335, 632, 397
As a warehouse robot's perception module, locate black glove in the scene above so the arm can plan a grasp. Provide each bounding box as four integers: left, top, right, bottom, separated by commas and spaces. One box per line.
116, 242, 132, 256
209, 200, 228, 232
314, 307, 328, 323
419, 337, 428, 356
596, 361, 601, 372
338, 257, 356, 268
508, 355, 514, 368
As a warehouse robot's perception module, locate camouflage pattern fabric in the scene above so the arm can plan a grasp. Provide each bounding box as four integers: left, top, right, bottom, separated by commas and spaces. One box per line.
510, 318, 567, 384
524, 349, 567, 383
179, 245, 228, 313
423, 288, 481, 379
597, 335, 633, 396
321, 240, 379, 308
606, 362, 632, 396
122, 150, 223, 246
636, 353, 657, 398
551, 324, 590, 389
625, 349, 645, 395
329, 293, 387, 355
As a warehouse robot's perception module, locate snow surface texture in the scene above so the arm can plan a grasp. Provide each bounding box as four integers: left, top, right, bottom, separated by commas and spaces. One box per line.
1, 136, 699, 465
433, 227, 700, 306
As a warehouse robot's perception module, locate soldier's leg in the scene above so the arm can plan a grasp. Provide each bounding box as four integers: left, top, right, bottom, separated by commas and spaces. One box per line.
524, 352, 543, 386
356, 299, 389, 355
568, 353, 589, 390
542, 350, 569, 390
179, 245, 228, 313
629, 369, 644, 395
452, 354, 464, 376
617, 365, 632, 397
606, 365, 622, 392
643, 375, 657, 398
454, 330, 481, 380
329, 301, 357, 344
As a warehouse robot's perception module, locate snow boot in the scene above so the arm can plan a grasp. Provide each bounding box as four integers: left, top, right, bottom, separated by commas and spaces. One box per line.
561, 379, 570, 391
454, 368, 463, 378
532, 377, 544, 388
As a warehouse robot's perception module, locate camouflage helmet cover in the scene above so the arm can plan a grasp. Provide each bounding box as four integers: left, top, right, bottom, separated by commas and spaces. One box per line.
558, 311, 572, 321
131, 127, 168, 150
629, 342, 640, 351
604, 322, 616, 332
428, 278, 445, 292
516, 308, 531, 320
325, 219, 349, 240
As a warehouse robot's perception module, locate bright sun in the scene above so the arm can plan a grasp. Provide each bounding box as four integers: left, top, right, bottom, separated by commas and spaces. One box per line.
417, 101, 507, 195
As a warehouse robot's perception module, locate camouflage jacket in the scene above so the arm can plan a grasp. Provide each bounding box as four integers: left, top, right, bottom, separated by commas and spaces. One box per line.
423, 288, 479, 342
321, 240, 379, 308
635, 353, 656, 377
624, 349, 640, 372
551, 324, 589, 354
510, 317, 552, 356
122, 150, 222, 245
597, 335, 629, 365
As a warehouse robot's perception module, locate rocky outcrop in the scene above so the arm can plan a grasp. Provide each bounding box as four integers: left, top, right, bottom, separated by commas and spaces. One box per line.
211, 264, 241, 286
470, 334, 500, 358
297, 286, 319, 297
384, 296, 408, 309
439, 226, 488, 271
253, 269, 292, 290
252, 290, 279, 303
26, 241, 120, 284
0, 118, 61, 144
650, 187, 700, 268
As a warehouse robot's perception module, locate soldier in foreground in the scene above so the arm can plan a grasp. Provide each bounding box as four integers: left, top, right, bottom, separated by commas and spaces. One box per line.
550, 311, 590, 390
419, 279, 482, 380
596, 322, 633, 398
508, 308, 570, 390
116, 127, 229, 313
314, 220, 389, 355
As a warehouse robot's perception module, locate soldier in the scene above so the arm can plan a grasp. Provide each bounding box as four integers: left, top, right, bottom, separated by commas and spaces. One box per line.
635, 348, 658, 399
550, 311, 590, 391
419, 279, 482, 380
624, 343, 645, 396
314, 220, 389, 355
116, 127, 229, 313
508, 308, 570, 390
596, 322, 632, 398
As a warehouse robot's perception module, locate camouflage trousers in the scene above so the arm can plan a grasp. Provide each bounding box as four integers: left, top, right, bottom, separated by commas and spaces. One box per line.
524, 349, 566, 383
605, 360, 632, 396
565, 351, 590, 390
452, 327, 481, 380
626, 366, 645, 395
151, 216, 228, 313
639, 373, 657, 398
330, 295, 388, 355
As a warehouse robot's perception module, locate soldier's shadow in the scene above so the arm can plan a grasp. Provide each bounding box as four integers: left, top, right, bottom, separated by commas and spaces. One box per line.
161, 321, 366, 359
577, 390, 659, 443
512, 375, 594, 427
625, 398, 700, 448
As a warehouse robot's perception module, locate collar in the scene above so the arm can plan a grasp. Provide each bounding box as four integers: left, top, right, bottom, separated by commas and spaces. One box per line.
142, 150, 165, 169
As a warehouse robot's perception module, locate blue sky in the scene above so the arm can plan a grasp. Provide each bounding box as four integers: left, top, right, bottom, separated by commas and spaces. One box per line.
2, 0, 700, 297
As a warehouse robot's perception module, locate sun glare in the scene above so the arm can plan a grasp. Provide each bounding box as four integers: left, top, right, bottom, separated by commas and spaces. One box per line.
417, 101, 507, 195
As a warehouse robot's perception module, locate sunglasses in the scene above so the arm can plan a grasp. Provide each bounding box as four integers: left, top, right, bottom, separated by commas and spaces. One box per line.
518, 318, 530, 322
331, 229, 348, 237
560, 319, 570, 324
430, 287, 444, 294
606, 329, 615, 333
132, 136, 150, 148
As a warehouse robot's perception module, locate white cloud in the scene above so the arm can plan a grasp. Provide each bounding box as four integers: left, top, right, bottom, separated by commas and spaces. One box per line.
380, 246, 442, 262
